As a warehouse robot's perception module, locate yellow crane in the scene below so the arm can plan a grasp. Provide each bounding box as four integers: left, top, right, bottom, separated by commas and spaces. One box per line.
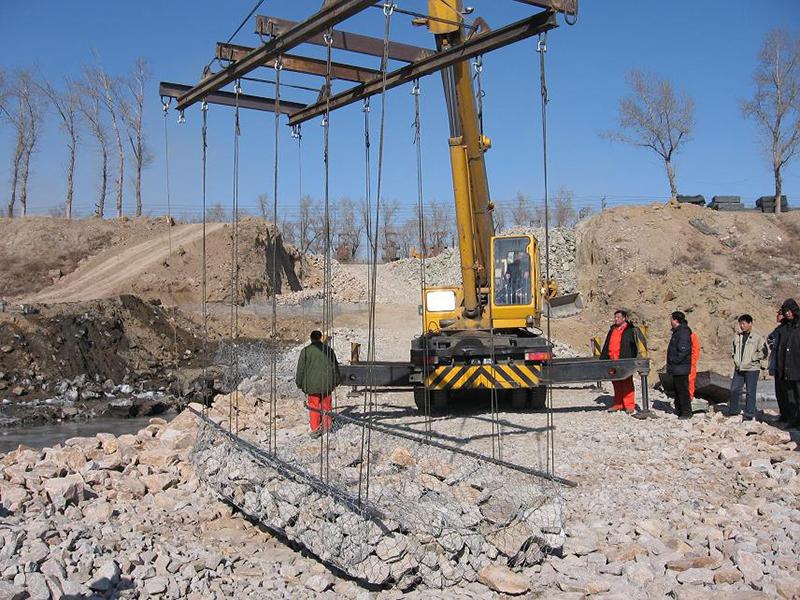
160, 0, 650, 414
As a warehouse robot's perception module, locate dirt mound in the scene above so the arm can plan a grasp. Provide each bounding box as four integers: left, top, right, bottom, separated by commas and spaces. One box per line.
23, 217, 302, 307
0, 216, 170, 299
557, 203, 800, 371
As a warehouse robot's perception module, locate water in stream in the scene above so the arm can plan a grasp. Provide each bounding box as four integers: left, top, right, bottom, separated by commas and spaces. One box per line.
0, 413, 173, 454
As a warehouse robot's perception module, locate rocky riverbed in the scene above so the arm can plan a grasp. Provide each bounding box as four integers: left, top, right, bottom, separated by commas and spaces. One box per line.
1, 382, 798, 599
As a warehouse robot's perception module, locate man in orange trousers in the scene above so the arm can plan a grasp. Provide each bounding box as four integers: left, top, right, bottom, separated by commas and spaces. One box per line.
600, 309, 641, 413
689, 331, 701, 400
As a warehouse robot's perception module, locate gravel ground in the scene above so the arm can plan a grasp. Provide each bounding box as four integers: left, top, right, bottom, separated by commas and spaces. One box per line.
2, 307, 799, 599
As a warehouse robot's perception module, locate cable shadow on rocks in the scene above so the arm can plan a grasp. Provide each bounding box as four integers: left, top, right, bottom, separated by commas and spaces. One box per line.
337, 400, 553, 445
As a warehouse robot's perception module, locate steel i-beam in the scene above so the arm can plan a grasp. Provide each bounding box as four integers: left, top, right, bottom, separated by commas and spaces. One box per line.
175, 0, 376, 111
160, 82, 304, 114
288, 10, 558, 125
216, 43, 380, 83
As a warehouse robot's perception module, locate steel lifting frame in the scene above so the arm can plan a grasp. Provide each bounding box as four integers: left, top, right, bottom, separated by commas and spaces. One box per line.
158, 0, 575, 118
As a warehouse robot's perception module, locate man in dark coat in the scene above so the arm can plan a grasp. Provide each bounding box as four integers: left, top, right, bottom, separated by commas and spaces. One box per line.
600, 309, 640, 413
776, 299, 800, 428
295, 330, 341, 437
767, 308, 789, 422
667, 311, 693, 419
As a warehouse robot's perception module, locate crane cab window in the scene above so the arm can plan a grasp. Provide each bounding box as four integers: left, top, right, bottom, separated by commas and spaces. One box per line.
493, 237, 532, 306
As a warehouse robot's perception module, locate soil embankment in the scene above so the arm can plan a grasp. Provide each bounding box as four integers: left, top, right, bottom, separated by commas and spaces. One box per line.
565, 203, 800, 371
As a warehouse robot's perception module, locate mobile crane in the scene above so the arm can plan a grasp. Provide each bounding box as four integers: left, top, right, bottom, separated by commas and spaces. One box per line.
159, 0, 651, 413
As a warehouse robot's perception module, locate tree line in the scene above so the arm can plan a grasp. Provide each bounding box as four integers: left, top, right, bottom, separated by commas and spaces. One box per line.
198, 187, 587, 264
0, 57, 151, 219
605, 28, 799, 213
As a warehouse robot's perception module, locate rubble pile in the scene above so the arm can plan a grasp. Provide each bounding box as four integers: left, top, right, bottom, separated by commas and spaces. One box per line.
193, 417, 564, 590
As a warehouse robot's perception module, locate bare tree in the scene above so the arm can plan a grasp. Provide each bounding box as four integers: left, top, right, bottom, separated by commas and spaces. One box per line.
335, 197, 363, 261
257, 193, 270, 219
1, 71, 42, 217
742, 29, 800, 214
297, 195, 322, 257
381, 199, 400, 261
206, 202, 227, 222
89, 62, 127, 217
492, 200, 508, 233
18, 77, 43, 217
78, 77, 110, 218
603, 69, 694, 201
121, 58, 151, 217
510, 192, 533, 227
0, 72, 28, 218
554, 187, 576, 227
425, 200, 451, 252
577, 205, 593, 221
39, 77, 81, 219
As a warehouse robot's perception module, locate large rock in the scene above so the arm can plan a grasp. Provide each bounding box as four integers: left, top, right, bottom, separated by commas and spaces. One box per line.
87, 560, 121, 592
477, 565, 530, 595
43, 474, 85, 510
0, 582, 28, 600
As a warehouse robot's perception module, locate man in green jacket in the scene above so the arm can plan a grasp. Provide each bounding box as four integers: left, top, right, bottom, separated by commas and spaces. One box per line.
295, 330, 341, 437
729, 314, 767, 421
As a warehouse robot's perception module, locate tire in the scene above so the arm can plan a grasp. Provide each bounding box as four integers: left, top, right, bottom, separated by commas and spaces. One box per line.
414, 388, 448, 414
511, 389, 528, 410
528, 386, 547, 410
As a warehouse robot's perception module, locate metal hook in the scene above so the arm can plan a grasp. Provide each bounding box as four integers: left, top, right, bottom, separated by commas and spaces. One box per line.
291, 124, 302, 140
411, 80, 421, 96
274, 55, 283, 71
321, 116, 328, 128
234, 80, 243, 95
383, 2, 395, 17
565, 0, 578, 25
177, 110, 186, 125
362, 98, 371, 113
161, 96, 172, 114
537, 35, 547, 54
473, 56, 483, 74
323, 30, 333, 47
201, 99, 208, 112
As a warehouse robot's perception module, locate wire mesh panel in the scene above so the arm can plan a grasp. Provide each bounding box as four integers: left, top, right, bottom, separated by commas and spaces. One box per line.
191, 410, 564, 590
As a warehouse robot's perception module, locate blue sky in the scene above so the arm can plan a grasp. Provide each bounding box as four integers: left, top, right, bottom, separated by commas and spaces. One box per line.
0, 1, 798, 221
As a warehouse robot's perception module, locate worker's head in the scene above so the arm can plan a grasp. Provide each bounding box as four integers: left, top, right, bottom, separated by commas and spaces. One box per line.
670, 311, 686, 330
310, 330, 323, 342
737, 314, 753, 333
781, 298, 799, 322
613, 309, 628, 326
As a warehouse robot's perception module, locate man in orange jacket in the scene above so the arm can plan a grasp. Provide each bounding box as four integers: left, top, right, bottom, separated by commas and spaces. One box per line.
689, 330, 701, 400
600, 309, 640, 413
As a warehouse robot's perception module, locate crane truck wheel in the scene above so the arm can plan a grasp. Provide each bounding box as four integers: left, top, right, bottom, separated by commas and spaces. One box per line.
413, 388, 449, 414
528, 387, 547, 410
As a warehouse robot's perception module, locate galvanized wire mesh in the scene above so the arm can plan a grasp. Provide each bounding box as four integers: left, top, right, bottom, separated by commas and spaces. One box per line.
214, 341, 276, 393
191, 409, 565, 590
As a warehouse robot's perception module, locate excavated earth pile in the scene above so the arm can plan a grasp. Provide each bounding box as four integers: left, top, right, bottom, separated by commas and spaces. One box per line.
0, 295, 216, 425
192, 417, 564, 591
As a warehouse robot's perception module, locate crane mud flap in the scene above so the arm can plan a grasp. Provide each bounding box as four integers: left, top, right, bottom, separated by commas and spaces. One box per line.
425, 364, 542, 390
543, 292, 584, 318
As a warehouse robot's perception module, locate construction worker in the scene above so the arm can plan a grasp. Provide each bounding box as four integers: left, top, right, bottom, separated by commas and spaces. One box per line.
689, 329, 701, 400
667, 311, 693, 419
776, 299, 800, 428
295, 330, 341, 438
729, 314, 767, 421
600, 309, 640, 414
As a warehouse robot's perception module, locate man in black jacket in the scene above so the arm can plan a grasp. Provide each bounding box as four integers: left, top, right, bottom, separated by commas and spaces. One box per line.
776, 298, 800, 428
667, 311, 693, 419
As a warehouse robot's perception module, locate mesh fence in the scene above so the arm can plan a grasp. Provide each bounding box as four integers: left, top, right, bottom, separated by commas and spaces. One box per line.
214, 341, 277, 393
191, 408, 565, 590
